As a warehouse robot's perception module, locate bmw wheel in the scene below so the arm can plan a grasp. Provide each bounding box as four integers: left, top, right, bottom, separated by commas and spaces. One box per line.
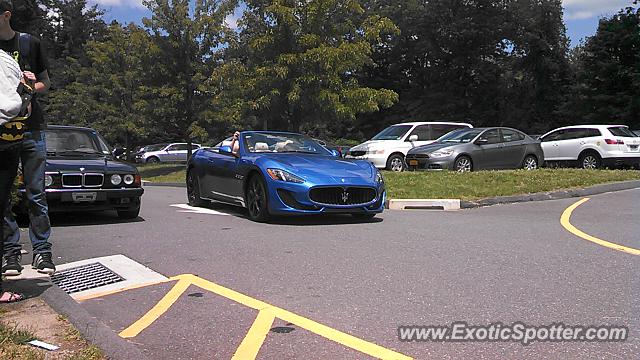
454, 156, 473, 172
246, 175, 270, 222
522, 155, 538, 170
579, 152, 601, 170
187, 170, 206, 207
386, 154, 405, 172
146, 156, 159, 164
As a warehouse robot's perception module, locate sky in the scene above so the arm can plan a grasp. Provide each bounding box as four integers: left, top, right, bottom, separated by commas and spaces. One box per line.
89, 0, 637, 47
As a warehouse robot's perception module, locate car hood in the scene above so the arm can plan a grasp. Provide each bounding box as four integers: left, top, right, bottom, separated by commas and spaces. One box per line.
408, 142, 458, 154
257, 154, 374, 181
46, 157, 138, 173
350, 140, 399, 151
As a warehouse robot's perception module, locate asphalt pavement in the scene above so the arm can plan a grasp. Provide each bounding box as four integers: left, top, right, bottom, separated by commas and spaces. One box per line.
30, 186, 640, 359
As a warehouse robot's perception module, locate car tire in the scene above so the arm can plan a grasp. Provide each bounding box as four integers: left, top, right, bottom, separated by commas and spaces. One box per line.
117, 207, 140, 219
246, 175, 270, 222
187, 170, 207, 207
578, 152, 602, 170
454, 156, 473, 172
351, 213, 376, 220
146, 156, 160, 164
386, 154, 405, 172
522, 155, 538, 170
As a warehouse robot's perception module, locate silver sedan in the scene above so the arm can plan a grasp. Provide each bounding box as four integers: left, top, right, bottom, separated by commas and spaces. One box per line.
406, 127, 544, 172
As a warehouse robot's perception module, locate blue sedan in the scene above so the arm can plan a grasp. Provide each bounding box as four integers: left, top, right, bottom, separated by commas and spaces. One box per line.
186, 131, 385, 222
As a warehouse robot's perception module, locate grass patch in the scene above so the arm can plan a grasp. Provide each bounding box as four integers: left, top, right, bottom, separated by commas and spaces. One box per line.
137, 163, 186, 180
383, 169, 640, 200
139, 164, 640, 200
0, 322, 41, 360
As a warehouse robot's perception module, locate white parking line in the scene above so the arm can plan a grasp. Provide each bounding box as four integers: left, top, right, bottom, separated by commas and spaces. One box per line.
170, 204, 230, 216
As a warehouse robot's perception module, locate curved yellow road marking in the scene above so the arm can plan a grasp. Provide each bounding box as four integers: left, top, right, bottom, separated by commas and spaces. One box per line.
561, 198, 640, 256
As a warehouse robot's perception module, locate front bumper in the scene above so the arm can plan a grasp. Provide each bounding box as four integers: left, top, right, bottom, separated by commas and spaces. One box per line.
406, 156, 455, 171
267, 181, 386, 216
19, 188, 144, 213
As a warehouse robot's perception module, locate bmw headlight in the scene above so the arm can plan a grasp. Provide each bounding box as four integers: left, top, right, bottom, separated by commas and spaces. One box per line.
123, 174, 135, 185
110, 174, 122, 185
266, 169, 305, 183
44, 174, 53, 187
430, 149, 454, 158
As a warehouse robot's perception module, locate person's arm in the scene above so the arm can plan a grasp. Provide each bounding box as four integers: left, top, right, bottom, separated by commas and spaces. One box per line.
22, 70, 49, 93
230, 131, 240, 156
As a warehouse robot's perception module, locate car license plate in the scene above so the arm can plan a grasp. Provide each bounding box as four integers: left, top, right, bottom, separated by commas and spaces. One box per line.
72, 192, 97, 203
409, 160, 418, 166
630, 145, 639, 151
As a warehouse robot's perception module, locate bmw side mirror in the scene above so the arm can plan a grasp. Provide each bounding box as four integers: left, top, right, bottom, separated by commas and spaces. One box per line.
475, 138, 488, 145
219, 145, 233, 155
330, 149, 340, 157
409, 135, 419, 142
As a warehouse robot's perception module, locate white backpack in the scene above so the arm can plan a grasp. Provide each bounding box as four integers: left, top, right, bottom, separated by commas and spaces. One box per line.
1, 50, 34, 148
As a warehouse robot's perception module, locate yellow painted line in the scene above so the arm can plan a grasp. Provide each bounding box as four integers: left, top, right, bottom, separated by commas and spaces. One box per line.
75, 278, 175, 302
561, 198, 640, 256
232, 309, 276, 360
189, 274, 412, 360
119, 276, 191, 338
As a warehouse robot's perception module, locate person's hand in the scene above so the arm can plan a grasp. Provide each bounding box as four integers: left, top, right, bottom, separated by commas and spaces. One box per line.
23, 71, 36, 83
233, 131, 240, 140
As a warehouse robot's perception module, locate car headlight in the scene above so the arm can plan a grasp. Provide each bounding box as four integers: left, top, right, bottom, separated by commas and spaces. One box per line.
367, 149, 385, 155
430, 150, 454, 158
375, 171, 384, 184
266, 169, 305, 183
123, 174, 135, 185
44, 174, 53, 187
110, 174, 122, 185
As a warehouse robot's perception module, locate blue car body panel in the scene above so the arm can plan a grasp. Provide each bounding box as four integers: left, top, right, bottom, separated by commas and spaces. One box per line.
188, 132, 385, 216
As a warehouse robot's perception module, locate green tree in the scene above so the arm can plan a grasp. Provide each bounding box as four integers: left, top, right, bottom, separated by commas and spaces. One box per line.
566, 7, 639, 129
142, 0, 237, 151
216, 0, 399, 138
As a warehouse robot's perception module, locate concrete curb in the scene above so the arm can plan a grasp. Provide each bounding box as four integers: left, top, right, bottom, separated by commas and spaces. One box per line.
42, 285, 149, 360
459, 180, 640, 209
386, 199, 460, 210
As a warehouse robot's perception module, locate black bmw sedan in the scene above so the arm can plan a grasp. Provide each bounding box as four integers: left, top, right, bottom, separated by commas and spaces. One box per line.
16, 125, 144, 219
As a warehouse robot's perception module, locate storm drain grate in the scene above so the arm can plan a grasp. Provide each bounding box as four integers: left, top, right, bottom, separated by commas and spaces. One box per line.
51, 262, 125, 294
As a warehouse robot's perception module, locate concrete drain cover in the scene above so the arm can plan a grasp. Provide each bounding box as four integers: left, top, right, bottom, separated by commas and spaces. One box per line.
51, 262, 125, 294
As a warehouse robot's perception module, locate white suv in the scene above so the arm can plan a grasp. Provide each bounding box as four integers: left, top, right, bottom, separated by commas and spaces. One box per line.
540, 125, 640, 169
346, 122, 473, 171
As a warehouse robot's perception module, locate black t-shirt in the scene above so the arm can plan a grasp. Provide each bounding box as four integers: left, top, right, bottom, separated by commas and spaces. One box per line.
0, 33, 49, 130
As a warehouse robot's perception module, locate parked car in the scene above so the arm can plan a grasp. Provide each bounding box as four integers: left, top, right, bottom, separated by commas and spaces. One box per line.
346, 122, 473, 171
539, 125, 640, 169
136, 142, 201, 163
405, 127, 544, 172
187, 131, 385, 222
14, 125, 144, 219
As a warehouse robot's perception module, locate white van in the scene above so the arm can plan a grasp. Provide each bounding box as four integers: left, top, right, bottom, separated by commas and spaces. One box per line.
346, 122, 473, 171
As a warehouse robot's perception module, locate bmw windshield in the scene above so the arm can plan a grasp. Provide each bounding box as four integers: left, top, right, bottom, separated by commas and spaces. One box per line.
243, 132, 332, 155
45, 129, 110, 156
437, 129, 483, 143
372, 125, 412, 140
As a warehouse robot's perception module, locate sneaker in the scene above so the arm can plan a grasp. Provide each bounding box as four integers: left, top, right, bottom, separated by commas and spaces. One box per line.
32, 253, 56, 275
2, 253, 23, 276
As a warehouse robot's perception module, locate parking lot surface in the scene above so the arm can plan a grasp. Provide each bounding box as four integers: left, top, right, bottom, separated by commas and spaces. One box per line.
38, 186, 640, 359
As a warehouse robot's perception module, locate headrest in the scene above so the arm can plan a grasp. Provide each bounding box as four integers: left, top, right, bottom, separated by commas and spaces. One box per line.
254, 142, 269, 152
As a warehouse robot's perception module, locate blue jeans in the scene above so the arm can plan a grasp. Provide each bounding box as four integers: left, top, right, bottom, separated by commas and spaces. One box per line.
0, 147, 20, 292
3, 131, 52, 255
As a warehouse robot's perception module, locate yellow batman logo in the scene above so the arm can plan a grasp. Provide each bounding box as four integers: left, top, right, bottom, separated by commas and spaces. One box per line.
1, 133, 24, 141
3, 121, 25, 130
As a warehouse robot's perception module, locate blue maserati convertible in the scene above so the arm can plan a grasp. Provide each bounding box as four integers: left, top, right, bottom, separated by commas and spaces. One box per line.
186, 131, 386, 222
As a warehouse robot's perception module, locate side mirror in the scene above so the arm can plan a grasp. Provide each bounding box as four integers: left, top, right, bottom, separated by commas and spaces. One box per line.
219, 145, 233, 156
409, 135, 419, 142
330, 149, 340, 157
475, 138, 488, 145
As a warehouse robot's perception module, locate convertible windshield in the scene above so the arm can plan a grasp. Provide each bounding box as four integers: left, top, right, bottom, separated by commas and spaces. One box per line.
46, 129, 110, 155
372, 125, 412, 140
438, 129, 483, 143
243, 132, 331, 155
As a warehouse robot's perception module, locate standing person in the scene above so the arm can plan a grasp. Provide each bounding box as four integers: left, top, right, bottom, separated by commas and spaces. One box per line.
0, 148, 23, 302
0, 0, 55, 276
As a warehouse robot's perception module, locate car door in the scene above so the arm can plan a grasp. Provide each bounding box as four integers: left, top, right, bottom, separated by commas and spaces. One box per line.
472, 129, 503, 169
203, 150, 242, 204
540, 130, 563, 160
555, 129, 585, 160
162, 144, 179, 161
404, 125, 431, 149
498, 129, 527, 168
